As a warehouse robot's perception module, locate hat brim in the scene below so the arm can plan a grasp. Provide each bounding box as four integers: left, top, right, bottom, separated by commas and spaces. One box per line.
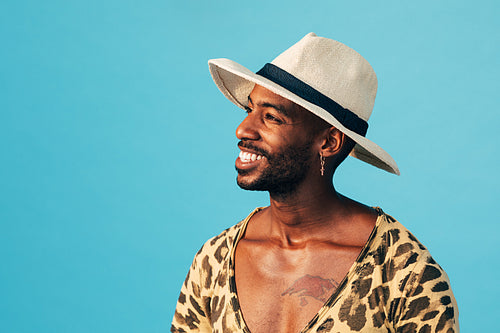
208, 58, 400, 175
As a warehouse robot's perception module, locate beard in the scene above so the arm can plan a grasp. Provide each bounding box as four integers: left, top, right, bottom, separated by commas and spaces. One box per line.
236, 140, 314, 198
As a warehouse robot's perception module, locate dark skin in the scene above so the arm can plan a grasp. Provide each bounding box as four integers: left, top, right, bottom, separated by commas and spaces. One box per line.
234, 85, 378, 333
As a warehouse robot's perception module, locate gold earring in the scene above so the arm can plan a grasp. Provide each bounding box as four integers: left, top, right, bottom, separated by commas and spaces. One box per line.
320, 153, 325, 176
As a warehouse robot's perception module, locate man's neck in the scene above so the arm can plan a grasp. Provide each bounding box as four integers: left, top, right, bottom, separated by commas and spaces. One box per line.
265, 180, 362, 246
269, 182, 339, 222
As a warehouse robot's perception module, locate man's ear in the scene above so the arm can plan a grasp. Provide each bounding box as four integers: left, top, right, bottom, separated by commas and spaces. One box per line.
319, 127, 346, 158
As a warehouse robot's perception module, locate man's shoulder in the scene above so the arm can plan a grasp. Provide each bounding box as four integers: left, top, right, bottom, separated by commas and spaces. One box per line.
375, 209, 429, 251
349, 210, 459, 331
198, 220, 244, 254
194, 207, 262, 263
368, 209, 443, 275
361, 210, 455, 296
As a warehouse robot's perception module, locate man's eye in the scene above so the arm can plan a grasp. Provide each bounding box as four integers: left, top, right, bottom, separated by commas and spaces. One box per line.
265, 113, 282, 123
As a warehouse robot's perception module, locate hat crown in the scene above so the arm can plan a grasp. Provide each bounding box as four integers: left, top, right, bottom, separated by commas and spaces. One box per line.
270, 33, 377, 121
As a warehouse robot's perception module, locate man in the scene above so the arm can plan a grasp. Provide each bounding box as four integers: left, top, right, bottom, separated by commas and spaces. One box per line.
171, 33, 459, 332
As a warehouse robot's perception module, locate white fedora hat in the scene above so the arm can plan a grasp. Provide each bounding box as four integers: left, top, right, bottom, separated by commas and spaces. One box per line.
208, 32, 400, 175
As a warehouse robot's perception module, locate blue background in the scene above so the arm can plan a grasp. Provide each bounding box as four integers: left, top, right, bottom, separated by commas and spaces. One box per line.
1, 0, 498, 331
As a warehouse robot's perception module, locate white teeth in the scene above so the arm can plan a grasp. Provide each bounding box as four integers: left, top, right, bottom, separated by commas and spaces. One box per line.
239, 150, 263, 162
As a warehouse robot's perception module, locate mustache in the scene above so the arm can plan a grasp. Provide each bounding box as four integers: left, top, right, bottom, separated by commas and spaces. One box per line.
237, 141, 269, 159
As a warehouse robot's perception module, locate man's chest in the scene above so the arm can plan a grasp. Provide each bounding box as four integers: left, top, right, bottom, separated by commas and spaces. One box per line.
234, 241, 362, 333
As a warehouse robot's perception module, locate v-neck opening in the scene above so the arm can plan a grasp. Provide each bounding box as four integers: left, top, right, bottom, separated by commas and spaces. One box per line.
228, 207, 385, 333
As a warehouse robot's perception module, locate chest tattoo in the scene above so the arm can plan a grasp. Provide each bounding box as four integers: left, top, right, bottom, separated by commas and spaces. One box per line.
281, 274, 339, 306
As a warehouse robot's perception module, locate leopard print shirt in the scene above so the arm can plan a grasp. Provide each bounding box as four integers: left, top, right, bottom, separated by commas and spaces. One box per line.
171, 208, 459, 332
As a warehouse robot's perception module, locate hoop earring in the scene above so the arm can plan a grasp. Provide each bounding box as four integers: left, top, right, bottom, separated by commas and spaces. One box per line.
320, 153, 325, 176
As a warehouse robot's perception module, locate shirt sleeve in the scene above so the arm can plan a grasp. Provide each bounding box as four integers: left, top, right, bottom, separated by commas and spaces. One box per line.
171, 246, 213, 333
392, 256, 460, 332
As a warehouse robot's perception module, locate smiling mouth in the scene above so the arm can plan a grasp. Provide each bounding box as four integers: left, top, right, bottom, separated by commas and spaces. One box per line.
238, 151, 264, 163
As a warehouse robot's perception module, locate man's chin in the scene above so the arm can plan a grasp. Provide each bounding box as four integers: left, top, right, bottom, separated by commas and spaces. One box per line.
236, 175, 263, 191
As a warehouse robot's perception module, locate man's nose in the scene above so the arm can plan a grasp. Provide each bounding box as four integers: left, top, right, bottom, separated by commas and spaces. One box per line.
236, 112, 260, 140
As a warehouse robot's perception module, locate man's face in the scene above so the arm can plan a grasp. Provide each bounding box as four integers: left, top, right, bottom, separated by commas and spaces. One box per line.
235, 85, 322, 196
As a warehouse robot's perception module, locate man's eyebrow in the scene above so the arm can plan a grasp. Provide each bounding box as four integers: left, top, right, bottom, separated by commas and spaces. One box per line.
247, 96, 291, 117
